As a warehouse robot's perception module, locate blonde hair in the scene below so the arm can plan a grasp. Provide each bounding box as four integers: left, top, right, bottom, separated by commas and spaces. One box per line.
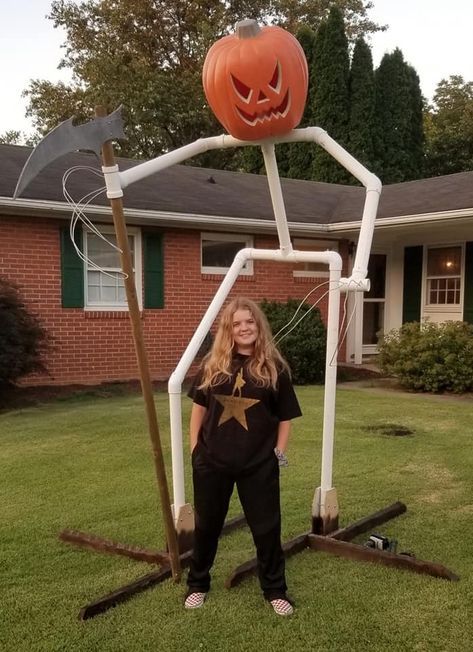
199, 297, 289, 390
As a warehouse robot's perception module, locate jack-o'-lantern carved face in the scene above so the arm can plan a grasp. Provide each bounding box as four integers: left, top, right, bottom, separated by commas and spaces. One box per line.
203, 19, 308, 141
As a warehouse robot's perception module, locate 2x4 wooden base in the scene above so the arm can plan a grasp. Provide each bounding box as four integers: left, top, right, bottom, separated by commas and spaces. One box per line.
60, 514, 247, 620
225, 502, 459, 588
64, 502, 459, 620
79, 551, 193, 620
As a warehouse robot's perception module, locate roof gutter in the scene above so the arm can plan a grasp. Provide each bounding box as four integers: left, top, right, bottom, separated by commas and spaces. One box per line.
329, 207, 473, 233
0, 196, 331, 235
2, 196, 473, 235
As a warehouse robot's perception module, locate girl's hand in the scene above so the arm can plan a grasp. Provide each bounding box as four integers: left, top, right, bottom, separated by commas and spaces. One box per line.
274, 447, 289, 467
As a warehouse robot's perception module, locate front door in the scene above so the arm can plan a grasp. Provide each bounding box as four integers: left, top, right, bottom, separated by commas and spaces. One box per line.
362, 254, 386, 354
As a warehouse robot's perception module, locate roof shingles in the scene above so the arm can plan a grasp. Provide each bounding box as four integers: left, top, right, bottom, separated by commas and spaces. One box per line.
1, 144, 472, 225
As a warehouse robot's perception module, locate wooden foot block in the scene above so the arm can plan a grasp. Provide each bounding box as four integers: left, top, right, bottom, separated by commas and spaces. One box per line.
174, 504, 195, 554
312, 487, 339, 535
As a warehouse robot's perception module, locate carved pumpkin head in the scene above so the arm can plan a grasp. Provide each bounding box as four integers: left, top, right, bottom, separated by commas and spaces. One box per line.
203, 19, 308, 141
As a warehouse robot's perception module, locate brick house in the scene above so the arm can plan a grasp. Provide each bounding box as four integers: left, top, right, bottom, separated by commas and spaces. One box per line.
1, 143, 473, 385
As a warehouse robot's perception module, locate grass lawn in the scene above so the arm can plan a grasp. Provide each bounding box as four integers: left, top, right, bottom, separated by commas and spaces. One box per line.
1, 384, 472, 652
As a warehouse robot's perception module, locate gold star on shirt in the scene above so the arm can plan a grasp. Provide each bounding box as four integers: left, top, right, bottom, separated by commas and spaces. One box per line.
214, 394, 260, 430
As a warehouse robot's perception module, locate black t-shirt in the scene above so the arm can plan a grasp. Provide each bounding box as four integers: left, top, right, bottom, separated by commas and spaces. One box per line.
188, 353, 302, 471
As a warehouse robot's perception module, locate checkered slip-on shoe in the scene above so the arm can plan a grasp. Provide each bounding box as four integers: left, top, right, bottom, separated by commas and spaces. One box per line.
184, 592, 207, 609
270, 598, 294, 616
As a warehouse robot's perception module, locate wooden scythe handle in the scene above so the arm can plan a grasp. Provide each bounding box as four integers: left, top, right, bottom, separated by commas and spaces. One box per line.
95, 106, 181, 581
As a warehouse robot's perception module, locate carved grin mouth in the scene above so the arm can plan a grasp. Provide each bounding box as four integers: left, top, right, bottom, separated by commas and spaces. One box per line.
236, 91, 290, 126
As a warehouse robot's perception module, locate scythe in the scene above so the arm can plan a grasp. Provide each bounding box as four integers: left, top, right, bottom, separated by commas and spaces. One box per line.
15, 105, 181, 585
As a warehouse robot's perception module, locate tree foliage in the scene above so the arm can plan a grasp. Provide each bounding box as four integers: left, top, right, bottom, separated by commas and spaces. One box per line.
0, 278, 52, 387
373, 49, 425, 183
23, 0, 385, 167
280, 24, 317, 179
271, 0, 385, 40
347, 37, 375, 172
424, 75, 473, 177
311, 6, 351, 183
0, 131, 37, 147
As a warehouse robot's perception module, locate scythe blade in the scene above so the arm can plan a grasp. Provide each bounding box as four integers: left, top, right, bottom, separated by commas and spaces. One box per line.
14, 106, 126, 198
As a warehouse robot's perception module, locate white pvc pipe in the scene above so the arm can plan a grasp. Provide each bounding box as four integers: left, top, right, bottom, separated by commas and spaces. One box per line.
119, 134, 248, 189
168, 247, 341, 516
280, 128, 381, 191
107, 128, 381, 519
279, 128, 382, 289
320, 265, 342, 491
117, 128, 381, 290
168, 249, 249, 510
350, 190, 380, 281
260, 143, 293, 255
354, 292, 364, 365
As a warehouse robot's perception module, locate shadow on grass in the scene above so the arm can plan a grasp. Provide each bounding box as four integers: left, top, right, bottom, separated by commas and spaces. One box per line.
0, 380, 172, 413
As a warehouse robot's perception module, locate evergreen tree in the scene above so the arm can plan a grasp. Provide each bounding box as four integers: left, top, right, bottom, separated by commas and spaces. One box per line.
373, 49, 424, 183
311, 7, 351, 183
406, 65, 425, 179
284, 24, 318, 179
237, 146, 265, 175
348, 37, 375, 174
311, 18, 328, 92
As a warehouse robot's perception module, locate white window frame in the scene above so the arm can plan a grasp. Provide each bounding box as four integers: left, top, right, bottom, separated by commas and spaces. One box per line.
292, 238, 339, 278
423, 243, 464, 312
83, 226, 142, 311
201, 232, 254, 276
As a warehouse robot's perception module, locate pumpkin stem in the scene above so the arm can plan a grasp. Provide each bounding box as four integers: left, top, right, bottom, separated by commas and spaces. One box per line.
235, 19, 261, 39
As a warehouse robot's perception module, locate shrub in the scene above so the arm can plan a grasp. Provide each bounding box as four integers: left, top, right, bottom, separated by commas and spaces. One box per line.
0, 278, 52, 387
378, 320, 473, 393
260, 298, 327, 384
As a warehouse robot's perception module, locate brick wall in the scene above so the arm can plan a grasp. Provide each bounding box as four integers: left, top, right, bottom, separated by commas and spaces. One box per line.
1, 215, 349, 386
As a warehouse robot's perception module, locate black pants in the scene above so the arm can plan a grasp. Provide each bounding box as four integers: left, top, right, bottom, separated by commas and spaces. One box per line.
187, 444, 287, 601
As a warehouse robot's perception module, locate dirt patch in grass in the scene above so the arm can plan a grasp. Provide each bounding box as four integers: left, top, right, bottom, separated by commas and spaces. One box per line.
364, 423, 414, 437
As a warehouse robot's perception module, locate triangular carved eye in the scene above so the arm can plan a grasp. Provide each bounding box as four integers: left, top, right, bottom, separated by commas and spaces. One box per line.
268, 62, 281, 93
231, 74, 252, 102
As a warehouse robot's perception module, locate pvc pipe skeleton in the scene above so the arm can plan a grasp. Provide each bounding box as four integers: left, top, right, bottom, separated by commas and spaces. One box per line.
101, 127, 381, 531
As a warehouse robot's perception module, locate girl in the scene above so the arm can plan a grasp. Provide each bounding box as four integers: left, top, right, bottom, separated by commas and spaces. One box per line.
185, 297, 302, 616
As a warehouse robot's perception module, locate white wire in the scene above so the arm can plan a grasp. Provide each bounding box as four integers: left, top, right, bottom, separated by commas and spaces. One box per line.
328, 279, 364, 366
62, 166, 128, 280
272, 279, 331, 343
274, 281, 341, 346
271, 276, 366, 369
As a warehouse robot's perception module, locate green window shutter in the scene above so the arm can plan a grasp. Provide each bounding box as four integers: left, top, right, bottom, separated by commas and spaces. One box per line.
463, 242, 473, 323
402, 245, 423, 323
144, 232, 164, 309
60, 226, 84, 308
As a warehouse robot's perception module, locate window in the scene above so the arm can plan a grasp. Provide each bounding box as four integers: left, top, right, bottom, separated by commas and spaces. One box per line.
363, 254, 386, 346
292, 239, 338, 278
426, 245, 462, 306
201, 233, 253, 275
61, 226, 162, 310
84, 227, 142, 309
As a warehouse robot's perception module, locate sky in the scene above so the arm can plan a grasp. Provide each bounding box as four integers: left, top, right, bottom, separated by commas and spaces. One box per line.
1, 0, 472, 136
